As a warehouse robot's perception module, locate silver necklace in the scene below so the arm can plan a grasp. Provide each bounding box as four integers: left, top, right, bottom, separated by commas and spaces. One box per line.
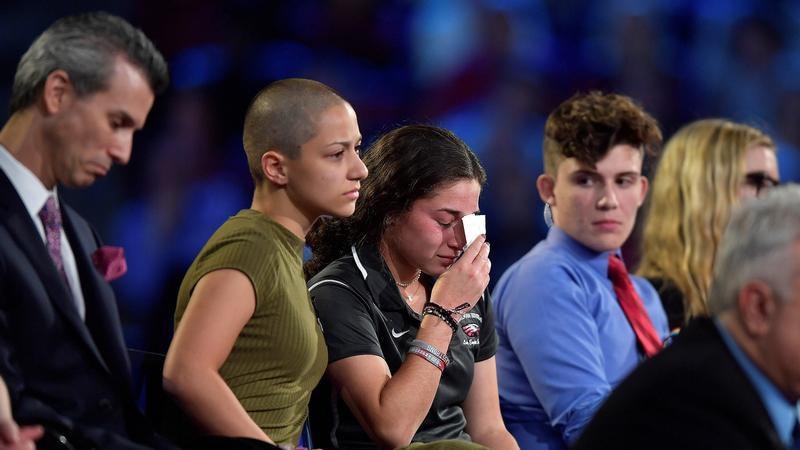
394, 269, 421, 288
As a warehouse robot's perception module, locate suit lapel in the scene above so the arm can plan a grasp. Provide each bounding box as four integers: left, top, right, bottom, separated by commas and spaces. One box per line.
691, 319, 787, 450
61, 203, 132, 385
0, 170, 111, 373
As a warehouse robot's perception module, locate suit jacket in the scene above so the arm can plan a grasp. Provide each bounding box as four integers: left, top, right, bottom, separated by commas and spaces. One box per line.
572, 317, 787, 450
0, 169, 170, 449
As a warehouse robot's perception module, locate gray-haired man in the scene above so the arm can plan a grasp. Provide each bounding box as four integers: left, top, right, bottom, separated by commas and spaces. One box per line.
575, 184, 800, 450
0, 11, 172, 449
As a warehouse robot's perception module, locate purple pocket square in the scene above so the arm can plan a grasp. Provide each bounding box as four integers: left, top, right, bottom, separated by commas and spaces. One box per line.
91, 246, 127, 282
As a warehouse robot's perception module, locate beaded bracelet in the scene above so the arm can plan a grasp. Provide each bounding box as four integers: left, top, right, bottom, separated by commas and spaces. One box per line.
425, 301, 471, 316
410, 339, 451, 366
421, 303, 459, 333
407, 346, 446, 372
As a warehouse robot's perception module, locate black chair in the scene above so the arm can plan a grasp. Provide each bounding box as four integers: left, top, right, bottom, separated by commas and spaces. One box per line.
128, 348, 198, 447
129, 348, 317, 449
307, 376, 334, 449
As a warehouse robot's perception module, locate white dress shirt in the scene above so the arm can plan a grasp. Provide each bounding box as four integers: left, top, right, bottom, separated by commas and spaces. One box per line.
0, 145, 86, 319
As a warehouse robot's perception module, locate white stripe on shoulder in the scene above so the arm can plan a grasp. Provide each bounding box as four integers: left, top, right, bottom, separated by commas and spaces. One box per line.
308, 278, 353, 292
351, 245, 368, 280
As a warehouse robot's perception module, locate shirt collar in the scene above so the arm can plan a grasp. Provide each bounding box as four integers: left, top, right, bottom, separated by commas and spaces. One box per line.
0, 144, 57, 218
547, 225, 621, 278
714, 318, 798, 446
352, 244, 419, 313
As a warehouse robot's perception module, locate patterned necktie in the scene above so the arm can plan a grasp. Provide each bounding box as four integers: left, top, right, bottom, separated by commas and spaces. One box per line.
607, 254, 662, 358
39, 196, 70, 288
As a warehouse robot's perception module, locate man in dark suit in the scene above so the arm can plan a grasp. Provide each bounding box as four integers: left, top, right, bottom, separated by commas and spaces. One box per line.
573, 184, 800, 450
0, 12, 172, 449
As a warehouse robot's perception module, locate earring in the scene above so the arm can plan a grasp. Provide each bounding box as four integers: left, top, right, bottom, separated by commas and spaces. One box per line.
543, 203, 553, 228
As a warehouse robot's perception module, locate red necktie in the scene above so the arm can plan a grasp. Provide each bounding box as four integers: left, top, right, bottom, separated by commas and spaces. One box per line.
608, 254, 662, 358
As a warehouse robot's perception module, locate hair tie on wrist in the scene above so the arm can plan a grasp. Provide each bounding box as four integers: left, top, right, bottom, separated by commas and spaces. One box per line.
447, 302, 470, 316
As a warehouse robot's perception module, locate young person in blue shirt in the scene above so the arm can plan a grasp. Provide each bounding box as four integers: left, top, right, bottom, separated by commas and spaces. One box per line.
491, 91, 670, 450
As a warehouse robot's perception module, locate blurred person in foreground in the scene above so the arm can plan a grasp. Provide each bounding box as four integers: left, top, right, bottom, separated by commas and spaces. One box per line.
0, 11, 171, 449
0, 376, 42, 450
575, 183, 800, 450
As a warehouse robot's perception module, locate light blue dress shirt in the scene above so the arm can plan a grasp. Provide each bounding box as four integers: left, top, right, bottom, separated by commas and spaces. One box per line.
492, 225, 669, 450
715, 319, 799, 448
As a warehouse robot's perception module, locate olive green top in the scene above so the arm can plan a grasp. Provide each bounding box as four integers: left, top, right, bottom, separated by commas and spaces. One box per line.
175, 209, 327, 446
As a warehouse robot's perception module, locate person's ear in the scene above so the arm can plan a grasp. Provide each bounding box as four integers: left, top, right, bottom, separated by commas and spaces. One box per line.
637, 175, 649, 207
737, 280, 777, 337
261, 150, 288, 186
41, 70, 72, 115
537, 174, 556, 205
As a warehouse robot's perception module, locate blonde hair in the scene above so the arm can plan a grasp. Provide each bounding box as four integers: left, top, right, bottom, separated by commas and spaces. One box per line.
637, 119, 775, 322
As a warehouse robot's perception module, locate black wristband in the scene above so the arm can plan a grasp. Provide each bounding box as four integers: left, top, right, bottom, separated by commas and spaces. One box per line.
422, 302, 459, 333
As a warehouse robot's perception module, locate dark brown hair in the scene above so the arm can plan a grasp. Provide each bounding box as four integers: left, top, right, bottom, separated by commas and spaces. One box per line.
542, 91, 662, 175
304, 124, 486, 278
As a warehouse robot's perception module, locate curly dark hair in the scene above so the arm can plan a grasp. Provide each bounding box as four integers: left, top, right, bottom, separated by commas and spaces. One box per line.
304, 124, 486, 278
542, 91, 662, 175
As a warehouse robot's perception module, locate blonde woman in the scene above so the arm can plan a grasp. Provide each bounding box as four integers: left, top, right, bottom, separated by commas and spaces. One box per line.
637, 119, 779, 331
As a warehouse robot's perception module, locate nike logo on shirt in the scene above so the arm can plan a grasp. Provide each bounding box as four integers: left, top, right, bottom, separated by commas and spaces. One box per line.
391, 328, 410, 338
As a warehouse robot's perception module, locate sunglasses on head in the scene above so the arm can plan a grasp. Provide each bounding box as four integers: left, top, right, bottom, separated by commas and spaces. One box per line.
744, 171, 780, 196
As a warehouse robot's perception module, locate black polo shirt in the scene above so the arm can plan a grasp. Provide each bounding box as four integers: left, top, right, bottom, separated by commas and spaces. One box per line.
308, 245, 497, 450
